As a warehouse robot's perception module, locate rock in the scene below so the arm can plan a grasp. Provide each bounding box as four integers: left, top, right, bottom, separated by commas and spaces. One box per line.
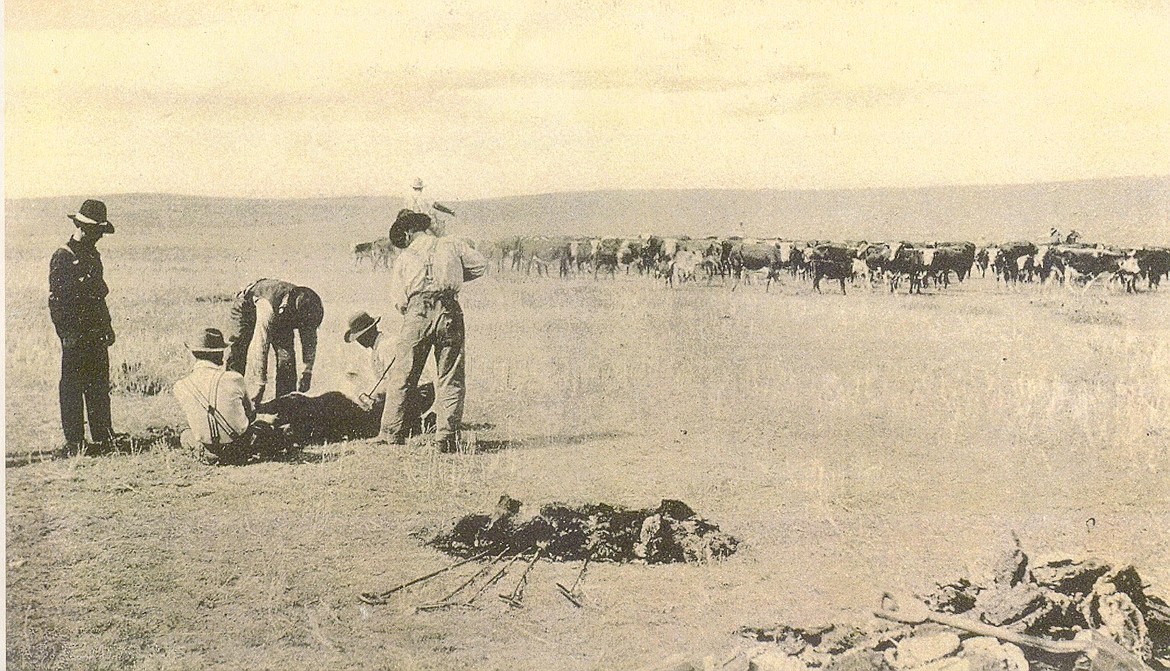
927, 580, 981, 614
1083, 582, 1152, 661
989, 533, 1029, 588
750, 651, 809, 671
976, 584, 1052, 628
960, 637, 1028, 671
884, 632, 962, 670
824, 649, 885, 671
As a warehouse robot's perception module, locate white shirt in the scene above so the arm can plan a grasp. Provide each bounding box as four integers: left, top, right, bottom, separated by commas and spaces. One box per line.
387, 234, 487, 314
173, 360, 252, 445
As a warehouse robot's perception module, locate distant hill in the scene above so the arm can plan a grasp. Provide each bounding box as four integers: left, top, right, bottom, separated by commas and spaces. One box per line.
7, 177, 1169, 247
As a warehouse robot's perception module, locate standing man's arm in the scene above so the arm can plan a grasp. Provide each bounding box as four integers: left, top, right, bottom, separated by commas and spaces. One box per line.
389, 256, 411, 315
298, 326, 318, 392
460, 240, 488, 283
48, 249, 80, 347
248, 298, 275, 404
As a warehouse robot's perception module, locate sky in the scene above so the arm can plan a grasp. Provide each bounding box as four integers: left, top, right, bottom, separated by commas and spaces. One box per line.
4, 0, 1170, 200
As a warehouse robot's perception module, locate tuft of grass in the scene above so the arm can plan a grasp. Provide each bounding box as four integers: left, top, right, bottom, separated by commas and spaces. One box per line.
111, 361, 171, 396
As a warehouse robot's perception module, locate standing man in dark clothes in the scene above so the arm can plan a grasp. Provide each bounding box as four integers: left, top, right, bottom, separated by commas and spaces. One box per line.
226, 279, 324, 406
49, 199, 117, 452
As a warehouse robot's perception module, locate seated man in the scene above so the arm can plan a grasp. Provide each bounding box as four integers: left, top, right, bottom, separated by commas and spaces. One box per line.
343, 310, 435, 439
172, 327, 287, 464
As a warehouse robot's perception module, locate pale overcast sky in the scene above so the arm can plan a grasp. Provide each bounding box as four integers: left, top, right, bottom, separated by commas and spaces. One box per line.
5, 0, 1169, 199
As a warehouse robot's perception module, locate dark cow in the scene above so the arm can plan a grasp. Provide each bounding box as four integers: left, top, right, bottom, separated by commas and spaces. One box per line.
808, 244, 853, 294
1135, 247, 1170, 289
1057, 246, 1125, 287
593, 237, 628, 279
927, 242, 976, 287
992, 241, 1038, 283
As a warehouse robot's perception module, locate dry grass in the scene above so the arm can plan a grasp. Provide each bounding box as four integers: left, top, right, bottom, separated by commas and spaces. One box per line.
6, 220, 1170, 670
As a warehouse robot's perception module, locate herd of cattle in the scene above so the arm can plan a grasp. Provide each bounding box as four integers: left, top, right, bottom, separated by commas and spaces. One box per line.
354, 234, 1170, 294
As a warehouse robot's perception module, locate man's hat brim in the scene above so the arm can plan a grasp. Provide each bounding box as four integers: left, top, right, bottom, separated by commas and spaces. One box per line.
68, 213, 115, 233
187, 344, 228, 353
344, 316, 380, 343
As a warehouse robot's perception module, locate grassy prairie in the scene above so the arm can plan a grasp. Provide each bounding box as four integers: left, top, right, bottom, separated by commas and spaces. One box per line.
5, 211, 1170, 670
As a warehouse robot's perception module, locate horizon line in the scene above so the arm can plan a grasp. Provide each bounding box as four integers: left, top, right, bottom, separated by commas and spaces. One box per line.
6, 174, 1168, 204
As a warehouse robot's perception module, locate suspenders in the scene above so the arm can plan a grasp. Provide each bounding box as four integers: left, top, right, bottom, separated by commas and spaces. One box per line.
178, 371, 243, 445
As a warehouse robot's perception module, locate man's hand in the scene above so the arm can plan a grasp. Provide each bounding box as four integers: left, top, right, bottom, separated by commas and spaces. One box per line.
297, 371, 312, 393
251, 385, 266, 409
61, 333, 81, 349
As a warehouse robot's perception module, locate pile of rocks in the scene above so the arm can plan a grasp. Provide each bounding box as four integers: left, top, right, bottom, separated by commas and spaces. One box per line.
427, 495, 739, 564
735, 542, 1168, 671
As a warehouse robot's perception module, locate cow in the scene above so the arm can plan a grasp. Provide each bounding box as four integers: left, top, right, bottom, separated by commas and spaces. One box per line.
566, 238, 597, 275
807, 244, 854, 294
666, 249, 702, 287
1135, 247, 1170, 289
728, 240, 784, 292
354, 241, 377, 267
927, 242, 976, 287
353, 237, 394, 269
1115, 254, 1141, 293
497, 236, 525, 272
992, 241, 1038, 283
1057, 246, 1126, 287
593, 238, 627, 279
518, 236, 570, 277
858, 242, 925, 292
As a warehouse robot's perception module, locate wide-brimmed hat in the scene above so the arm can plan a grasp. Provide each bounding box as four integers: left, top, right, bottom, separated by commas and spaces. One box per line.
343, 311, 380, 343
412, 177, 425, 190
187, 327, 228, 353
389, 209, 432, 249
68, 199, 115, 233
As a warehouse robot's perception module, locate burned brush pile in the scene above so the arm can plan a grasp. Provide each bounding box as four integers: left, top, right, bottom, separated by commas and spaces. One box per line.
427, 496, 739, 564
740, 542, 1170, 671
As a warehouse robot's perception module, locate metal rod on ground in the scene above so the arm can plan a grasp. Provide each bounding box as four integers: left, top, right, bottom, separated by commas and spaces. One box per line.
358, 548, 490, 605
459, 549, 530, 608
556, 554, 590, 607
415, 547, 510, 612
499, 545, 545, 609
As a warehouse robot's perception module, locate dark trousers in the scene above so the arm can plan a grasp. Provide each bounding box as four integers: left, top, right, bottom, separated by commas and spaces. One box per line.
380, 295, 465, 442
59, 341, 113, 444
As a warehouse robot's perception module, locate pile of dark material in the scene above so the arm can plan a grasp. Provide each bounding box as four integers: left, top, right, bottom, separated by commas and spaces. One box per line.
919, 541, 1169, 668
738, 541, 1169, 671
427, 495, 739, 564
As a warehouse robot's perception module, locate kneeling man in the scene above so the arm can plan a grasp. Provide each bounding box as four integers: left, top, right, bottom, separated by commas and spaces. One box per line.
173, 327, 286, 464
343, 310, 435, 439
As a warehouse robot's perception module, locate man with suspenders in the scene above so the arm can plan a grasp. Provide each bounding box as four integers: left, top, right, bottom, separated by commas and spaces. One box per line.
379, 209, 487, 451
173, 327, 286, 464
